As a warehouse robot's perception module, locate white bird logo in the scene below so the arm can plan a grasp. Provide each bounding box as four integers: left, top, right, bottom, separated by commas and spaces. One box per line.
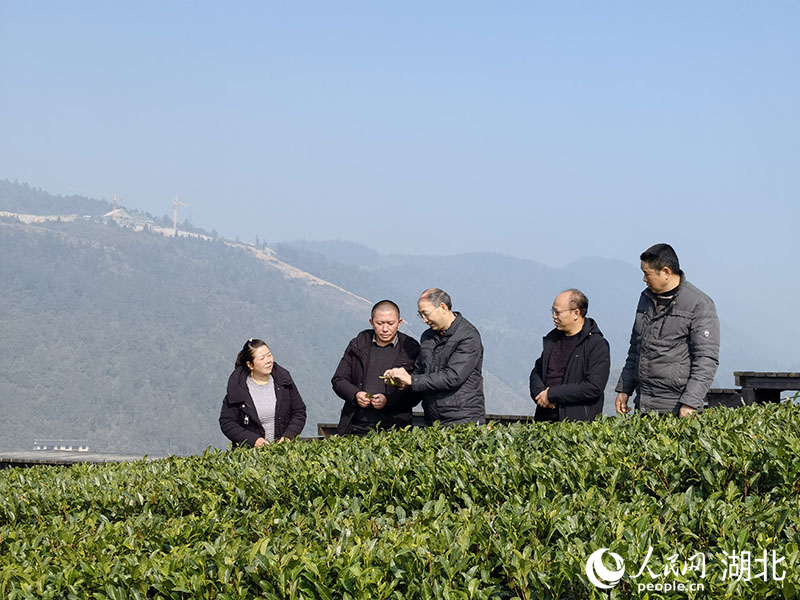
585, 548, 625, 589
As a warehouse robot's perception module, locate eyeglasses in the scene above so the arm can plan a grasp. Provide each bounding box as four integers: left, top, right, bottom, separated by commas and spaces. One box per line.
418, 306, 440, 321
551, 307, 575, 316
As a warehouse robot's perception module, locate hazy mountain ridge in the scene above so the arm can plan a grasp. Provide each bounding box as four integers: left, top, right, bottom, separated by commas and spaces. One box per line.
0, 180, 113, 216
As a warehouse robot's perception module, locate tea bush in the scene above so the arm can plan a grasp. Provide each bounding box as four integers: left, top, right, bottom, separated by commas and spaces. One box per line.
1, 403, 798, 599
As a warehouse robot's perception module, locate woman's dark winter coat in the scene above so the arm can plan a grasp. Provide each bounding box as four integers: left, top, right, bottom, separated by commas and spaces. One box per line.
219, 363, 307, 447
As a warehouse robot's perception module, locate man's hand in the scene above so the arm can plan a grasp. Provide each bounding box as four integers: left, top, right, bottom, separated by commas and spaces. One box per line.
535, 387, 555, 409
383, 367, 412, 387
254, 437, 268, 448
615, 392, 631, 415
355, 391, 372, 408
678, 404, 696, 418
371, 393, 387, 410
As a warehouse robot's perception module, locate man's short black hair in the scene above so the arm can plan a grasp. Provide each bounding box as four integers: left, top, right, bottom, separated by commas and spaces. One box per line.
640, 243, 683, 276
371, 299, 400, 318
565, 289, 589, 317
420, 288, 452, 310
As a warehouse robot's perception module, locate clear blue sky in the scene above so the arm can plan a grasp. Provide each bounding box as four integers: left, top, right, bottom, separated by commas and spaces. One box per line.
1, 2, 798, 316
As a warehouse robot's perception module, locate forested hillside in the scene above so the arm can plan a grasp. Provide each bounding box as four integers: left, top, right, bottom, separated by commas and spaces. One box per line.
0, 184, 373, 454
0, 181, 112, 217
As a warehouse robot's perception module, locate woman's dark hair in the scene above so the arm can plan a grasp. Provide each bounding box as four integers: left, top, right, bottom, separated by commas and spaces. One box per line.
236, 338, 268, 368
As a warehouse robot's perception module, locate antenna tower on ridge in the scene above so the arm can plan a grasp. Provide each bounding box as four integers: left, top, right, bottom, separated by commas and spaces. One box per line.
172, 195, 189, 235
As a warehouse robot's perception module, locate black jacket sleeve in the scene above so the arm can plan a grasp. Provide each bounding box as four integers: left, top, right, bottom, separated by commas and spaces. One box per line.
219, 396, 261, 448
331, 340, 360, 406
529, 353, 546, 401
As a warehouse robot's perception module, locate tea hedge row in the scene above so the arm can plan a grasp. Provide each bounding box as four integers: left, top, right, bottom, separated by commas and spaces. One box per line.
1, 403, 798, 599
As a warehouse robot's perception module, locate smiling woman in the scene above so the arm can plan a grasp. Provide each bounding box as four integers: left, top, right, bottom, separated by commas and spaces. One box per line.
218, 338, 307, 448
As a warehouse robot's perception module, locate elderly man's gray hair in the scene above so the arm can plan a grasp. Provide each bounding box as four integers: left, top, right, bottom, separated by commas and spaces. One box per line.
420, 288, 452, 310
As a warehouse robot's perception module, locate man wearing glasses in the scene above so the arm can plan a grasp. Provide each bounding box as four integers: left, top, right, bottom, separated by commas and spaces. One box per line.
529, 289, 611, 422
383, 288, 485, 426
615, 243, 720, 417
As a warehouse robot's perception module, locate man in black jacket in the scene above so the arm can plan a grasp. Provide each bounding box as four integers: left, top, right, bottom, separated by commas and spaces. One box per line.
384, 288, 485, 426
331, 300, 420, 436
529, 289, 610, 422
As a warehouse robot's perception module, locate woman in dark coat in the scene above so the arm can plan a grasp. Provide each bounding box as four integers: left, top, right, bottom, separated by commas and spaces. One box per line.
219, 339, 307, 447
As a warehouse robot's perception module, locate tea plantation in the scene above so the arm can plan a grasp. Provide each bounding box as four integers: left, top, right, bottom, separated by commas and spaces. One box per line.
1, 404, 798, 599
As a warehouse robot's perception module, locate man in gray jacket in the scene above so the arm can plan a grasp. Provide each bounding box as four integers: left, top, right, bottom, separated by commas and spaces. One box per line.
616, 243, 720, 416
383, 288, 485, 426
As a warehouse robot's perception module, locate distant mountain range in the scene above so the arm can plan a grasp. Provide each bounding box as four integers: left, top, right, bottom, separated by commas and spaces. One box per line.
0, 180, 791, 455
